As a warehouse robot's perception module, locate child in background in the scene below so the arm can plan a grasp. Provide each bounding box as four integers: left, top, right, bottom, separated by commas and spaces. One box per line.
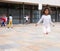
1, 15, 7, 27
24, 15, 29, 24
8, 14, 13, 28
36, 7, 55, 34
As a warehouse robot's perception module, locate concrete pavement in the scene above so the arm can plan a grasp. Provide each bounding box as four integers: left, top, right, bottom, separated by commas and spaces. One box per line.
0, 23, 60, 51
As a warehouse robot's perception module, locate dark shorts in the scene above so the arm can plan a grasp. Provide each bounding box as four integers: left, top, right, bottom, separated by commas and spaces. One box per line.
1, 21, 5, 26
26, 20, 28, 22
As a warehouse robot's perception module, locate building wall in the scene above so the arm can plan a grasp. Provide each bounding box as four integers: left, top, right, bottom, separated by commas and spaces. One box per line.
0, 0, 60, 23
1, 0, 60, 6
41, 0, 60, 6
0, 0, 39, 4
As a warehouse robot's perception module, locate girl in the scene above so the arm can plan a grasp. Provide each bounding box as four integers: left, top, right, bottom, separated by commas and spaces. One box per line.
36, 7, 54, 34
8, 14, 13, 28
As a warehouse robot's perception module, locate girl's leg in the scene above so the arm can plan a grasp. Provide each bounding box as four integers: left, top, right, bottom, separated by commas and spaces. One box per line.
43, 26, 47, 34
10, 21, 13, 28
8, 21, 10, 28
43, 26, 49, 34
46, 26, 51, 34
26, 20, 28, 24
9, 21, 12, 28
4, 22, 5, 26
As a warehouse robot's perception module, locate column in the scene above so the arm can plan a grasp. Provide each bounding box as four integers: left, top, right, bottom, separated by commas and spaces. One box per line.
56, 7, 58, 22
22, 2, 24, 24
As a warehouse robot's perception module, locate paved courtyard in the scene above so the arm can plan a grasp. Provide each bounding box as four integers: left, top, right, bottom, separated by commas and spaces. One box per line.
0, 23, 60, 51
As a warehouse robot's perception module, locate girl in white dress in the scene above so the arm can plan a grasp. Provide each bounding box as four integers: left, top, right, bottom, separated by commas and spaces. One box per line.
36, 7, 54, 34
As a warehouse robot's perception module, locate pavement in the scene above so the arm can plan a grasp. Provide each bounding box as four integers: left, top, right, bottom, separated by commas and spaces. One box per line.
0, 23, 60, 51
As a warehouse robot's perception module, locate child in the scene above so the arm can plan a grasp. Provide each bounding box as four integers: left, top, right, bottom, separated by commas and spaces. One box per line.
24, 15, 29, 24
1, 15, 7, 27
36, 7, 54, 34
8, 14, 13, 28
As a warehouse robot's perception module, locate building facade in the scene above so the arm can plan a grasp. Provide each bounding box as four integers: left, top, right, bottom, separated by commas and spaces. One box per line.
0, 0, 60, 24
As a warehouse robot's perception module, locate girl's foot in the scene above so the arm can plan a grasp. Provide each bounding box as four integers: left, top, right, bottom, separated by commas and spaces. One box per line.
46, 32, 48, 35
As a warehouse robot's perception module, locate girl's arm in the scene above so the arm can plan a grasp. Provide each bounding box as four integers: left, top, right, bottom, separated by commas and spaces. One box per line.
50, 16, 55, 26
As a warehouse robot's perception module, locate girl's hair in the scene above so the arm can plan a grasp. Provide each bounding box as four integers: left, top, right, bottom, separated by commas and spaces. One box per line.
42, 7, 51, 15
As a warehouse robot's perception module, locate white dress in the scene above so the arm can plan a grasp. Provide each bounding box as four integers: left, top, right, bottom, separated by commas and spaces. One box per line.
37, 15, 53, 33
9, 16, 12, 21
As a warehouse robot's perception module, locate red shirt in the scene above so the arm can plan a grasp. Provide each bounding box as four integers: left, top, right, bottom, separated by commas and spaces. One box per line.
1, 17, 6, 22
